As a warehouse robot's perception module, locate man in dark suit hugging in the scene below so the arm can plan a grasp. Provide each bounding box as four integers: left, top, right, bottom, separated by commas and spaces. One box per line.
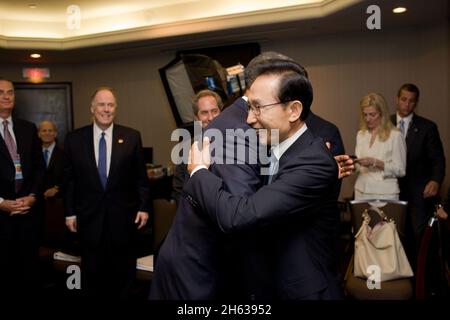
186, 60, 344, 299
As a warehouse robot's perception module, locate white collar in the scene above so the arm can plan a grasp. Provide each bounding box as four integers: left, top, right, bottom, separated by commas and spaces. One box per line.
397, 112, 413, 124
43, 141, 56, 153
93, 122, 114, 137
271, 123, 308, 161
1, 115, 13, 125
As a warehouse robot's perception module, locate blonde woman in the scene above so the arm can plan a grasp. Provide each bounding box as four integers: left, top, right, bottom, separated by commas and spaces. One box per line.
354, 92, 406, 200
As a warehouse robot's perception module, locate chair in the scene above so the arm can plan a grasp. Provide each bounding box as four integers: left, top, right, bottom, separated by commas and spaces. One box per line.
344, 199, 414, 300
416, 212, 450, 299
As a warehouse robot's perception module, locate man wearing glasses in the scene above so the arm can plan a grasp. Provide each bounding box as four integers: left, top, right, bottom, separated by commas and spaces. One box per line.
185, 60, 344, 299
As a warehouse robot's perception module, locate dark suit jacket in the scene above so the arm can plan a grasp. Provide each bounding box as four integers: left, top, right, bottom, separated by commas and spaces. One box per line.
391, 114, 445, 193
184, 129, 343, 299
0, 117, 44, 203
305, 111, 345, 156
150, 97, 261, 299
391, 113, 445, 206
43, 145, 64, 193
63, 124, 150, 249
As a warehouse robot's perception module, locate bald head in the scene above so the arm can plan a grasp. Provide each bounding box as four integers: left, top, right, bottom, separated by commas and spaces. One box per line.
38, 120, 58, 147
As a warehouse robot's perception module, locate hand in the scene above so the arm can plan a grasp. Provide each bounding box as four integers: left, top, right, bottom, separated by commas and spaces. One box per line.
135, 211, 149, 229
356, 157, 377, 168
10, 196, 35, 215
334, 154, 354, 179
44, 187, 59, 199
423, 181, 439, 198
65, 217, 77, 233
436, 205, 448, 220
0, 199, 26, 215
187, 137, 211, 175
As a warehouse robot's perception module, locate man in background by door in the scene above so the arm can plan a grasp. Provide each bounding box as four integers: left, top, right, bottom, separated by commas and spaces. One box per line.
0, 78, 45, 298
38, 120, 64, 200
391, 83, 446, 264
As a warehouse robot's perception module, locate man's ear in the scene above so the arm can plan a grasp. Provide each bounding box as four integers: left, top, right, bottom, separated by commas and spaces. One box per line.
288, 100, 302, 122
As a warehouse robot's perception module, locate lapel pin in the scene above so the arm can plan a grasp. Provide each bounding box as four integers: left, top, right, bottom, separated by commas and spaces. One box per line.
118, 139, 124, 144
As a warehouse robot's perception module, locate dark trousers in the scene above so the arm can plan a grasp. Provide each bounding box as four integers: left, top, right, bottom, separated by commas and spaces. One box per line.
0, 212, 40, 299
80, 233, 136, 299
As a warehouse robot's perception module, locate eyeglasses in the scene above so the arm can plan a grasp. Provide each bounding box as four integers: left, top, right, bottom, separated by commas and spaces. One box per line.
247, 101, 290, 115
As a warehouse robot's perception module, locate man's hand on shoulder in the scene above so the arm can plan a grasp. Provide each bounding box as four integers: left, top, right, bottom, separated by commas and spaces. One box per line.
334, 154, 355, 179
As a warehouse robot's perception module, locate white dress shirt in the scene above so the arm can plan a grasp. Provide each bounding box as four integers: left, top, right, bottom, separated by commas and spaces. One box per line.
42, 141, 56, 166
396, 112, 413, 137
0, 116, 17, 204
0, 115, 17, 146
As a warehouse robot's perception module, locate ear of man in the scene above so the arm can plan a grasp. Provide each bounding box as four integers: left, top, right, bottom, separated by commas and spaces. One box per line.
288, 100, 302, 123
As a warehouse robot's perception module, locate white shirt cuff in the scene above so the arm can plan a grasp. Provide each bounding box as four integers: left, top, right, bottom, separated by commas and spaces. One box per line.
190, 165, 208, 177
65, 215, 76, 220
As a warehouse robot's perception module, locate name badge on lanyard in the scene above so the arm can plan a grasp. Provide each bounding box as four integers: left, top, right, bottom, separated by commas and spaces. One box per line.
14, 157, 23, 180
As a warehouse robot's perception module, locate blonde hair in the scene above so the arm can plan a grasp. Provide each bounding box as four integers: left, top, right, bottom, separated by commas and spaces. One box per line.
359, 92, 396, 142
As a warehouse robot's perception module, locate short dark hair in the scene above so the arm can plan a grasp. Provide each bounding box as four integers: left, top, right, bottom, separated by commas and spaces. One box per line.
250, 61, 313, 120
192, 89, 223, 115
245, 52, 308, 88
397, 83, 420, 100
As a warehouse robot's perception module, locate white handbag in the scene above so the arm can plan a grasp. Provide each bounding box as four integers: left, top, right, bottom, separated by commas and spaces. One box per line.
354, 206, 413, 282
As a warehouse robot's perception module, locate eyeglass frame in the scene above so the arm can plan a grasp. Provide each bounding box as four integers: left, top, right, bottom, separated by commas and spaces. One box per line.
246, 100, 292, 115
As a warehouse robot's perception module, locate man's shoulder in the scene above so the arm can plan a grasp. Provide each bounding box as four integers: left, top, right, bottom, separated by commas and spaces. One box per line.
113, 123, 140, 136
306, 112, 339, 132
208, 97, 249, 131
12, 117, 36, 130
413, 114, 438, 129
67, 124, 90, 136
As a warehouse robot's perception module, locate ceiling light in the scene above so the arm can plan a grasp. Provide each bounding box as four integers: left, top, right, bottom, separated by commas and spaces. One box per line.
393, 7, 407, 14
28, 4, 37, 9
30, 53, 41, 59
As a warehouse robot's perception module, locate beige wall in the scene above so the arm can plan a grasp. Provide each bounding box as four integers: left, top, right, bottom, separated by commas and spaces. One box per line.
263, 23, 449, 198
1, 22, 448, 198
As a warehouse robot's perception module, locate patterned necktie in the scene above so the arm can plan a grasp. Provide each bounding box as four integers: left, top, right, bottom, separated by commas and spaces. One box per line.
267, 152, 279, 185
43, 149, 49, 168
98, 132, 107, 189
399, 119, 406, 137
2, 120, 18, 161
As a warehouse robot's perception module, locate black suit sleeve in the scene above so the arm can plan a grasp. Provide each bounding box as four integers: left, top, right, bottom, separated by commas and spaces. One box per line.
29, 124, 45, 196
425, 122, 445, 184
171, 164, 188, 205
328, 128, 345, 157
63, 133, 76, 216
184, 145, 337, 233
134, 132, 150, 213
